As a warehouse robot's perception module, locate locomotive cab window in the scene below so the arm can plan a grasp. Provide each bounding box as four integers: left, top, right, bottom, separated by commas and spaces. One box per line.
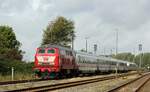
38, 49, 45, 54
47, 49, 55, 54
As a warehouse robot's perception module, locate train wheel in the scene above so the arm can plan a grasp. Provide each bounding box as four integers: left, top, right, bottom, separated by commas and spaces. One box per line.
41, 73, 48, 79
57, 72, 63, 79
33, 69, 41, 78
49, 72, 56, 79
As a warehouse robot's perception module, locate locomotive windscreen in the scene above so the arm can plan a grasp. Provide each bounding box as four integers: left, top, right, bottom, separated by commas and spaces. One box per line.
47, 49, 55, 54
38, 49, 45, 54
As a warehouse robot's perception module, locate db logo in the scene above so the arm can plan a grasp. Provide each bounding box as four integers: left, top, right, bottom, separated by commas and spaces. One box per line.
44, 57, 48, 61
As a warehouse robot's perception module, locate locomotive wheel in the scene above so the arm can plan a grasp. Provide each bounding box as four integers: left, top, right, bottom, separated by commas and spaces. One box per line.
41, 70, 49, 79
49, 72, 56, 79
33, 69, 41, 78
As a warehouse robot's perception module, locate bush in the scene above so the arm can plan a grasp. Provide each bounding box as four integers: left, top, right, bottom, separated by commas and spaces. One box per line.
0, 60, 34, 76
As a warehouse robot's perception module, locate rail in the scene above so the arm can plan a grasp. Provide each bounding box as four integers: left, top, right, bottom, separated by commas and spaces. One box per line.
107, 72, 150, 92
4, 72, 139, 92
0, 79, 46, 85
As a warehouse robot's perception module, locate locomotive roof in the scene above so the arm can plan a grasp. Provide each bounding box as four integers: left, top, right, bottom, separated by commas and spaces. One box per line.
39, 44, 73, 51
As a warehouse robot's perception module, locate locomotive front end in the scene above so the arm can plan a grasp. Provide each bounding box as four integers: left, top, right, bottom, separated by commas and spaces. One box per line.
33, 47, 59, 79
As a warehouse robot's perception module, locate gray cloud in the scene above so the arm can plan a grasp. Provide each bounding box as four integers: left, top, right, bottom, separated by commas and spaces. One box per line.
93, 0, 150, 30
0, 0, 150, 61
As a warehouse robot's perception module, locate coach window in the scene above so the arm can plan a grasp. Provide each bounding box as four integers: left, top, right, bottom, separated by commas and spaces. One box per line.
105, 61, 108, 65
88, 60, 90, 64
47, 49, 55, 54
70, 51, 73, 56
120, 63, 122, 66
97, 59, 100, 64
66, 51, 69, 56
78, 56, 81, 62
113, 62, 116, 65
82, 57, 85, 63
82, 57, 84, 63
68, 51, 70, 56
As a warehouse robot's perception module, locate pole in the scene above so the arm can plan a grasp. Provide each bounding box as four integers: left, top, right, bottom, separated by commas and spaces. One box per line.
86, 39, 87, 52
72, 35, 74, 50
11, 67, 14, 81
116, 29, 118, 55
104, 47, 106, 55
85, 37, 89, 52
140, 53, 142, 68
139, 44, 142, 68
115, 63, 118, 78
94, 44, 97, 55
110, 49, 112, 56
132, 48, 135, 63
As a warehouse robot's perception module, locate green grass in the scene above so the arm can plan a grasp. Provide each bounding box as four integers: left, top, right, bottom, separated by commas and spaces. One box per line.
0, 73, 34, 81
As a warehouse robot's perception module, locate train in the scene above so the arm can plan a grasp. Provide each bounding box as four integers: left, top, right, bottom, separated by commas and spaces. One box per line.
33, 44, 137, 79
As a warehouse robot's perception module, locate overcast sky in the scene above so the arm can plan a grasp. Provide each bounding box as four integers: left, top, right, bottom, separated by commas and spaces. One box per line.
0, 0, 150, 61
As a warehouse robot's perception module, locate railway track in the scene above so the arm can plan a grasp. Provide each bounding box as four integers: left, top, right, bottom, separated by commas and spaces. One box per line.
0, 79, 47, 85
107, 72, 150, 92
2, 72, 139, 92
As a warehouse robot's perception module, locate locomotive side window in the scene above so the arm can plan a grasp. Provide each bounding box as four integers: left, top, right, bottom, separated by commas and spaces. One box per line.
65, 51, 68, 55
47, 49, 55, 54
38, 49, 45, 54
65, 50, 73, 56
60, 50, 65, 55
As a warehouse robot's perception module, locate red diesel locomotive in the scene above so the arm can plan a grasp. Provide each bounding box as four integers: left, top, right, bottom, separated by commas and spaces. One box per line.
33, 44, 77, 78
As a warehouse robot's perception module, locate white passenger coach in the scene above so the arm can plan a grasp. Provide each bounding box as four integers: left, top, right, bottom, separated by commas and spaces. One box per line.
75, 51, 137, 74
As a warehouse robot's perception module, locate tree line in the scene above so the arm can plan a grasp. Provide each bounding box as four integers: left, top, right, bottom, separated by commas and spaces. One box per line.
1, 16, 150, 74
113, 52, 150, 69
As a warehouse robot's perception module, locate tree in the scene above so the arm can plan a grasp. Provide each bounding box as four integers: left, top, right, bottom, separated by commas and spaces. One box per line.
42, 16, 75, 47
112, 52, 135, 62
135, 53, 150, 68
80, 49, 86, 52
0, 25, 23, 60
